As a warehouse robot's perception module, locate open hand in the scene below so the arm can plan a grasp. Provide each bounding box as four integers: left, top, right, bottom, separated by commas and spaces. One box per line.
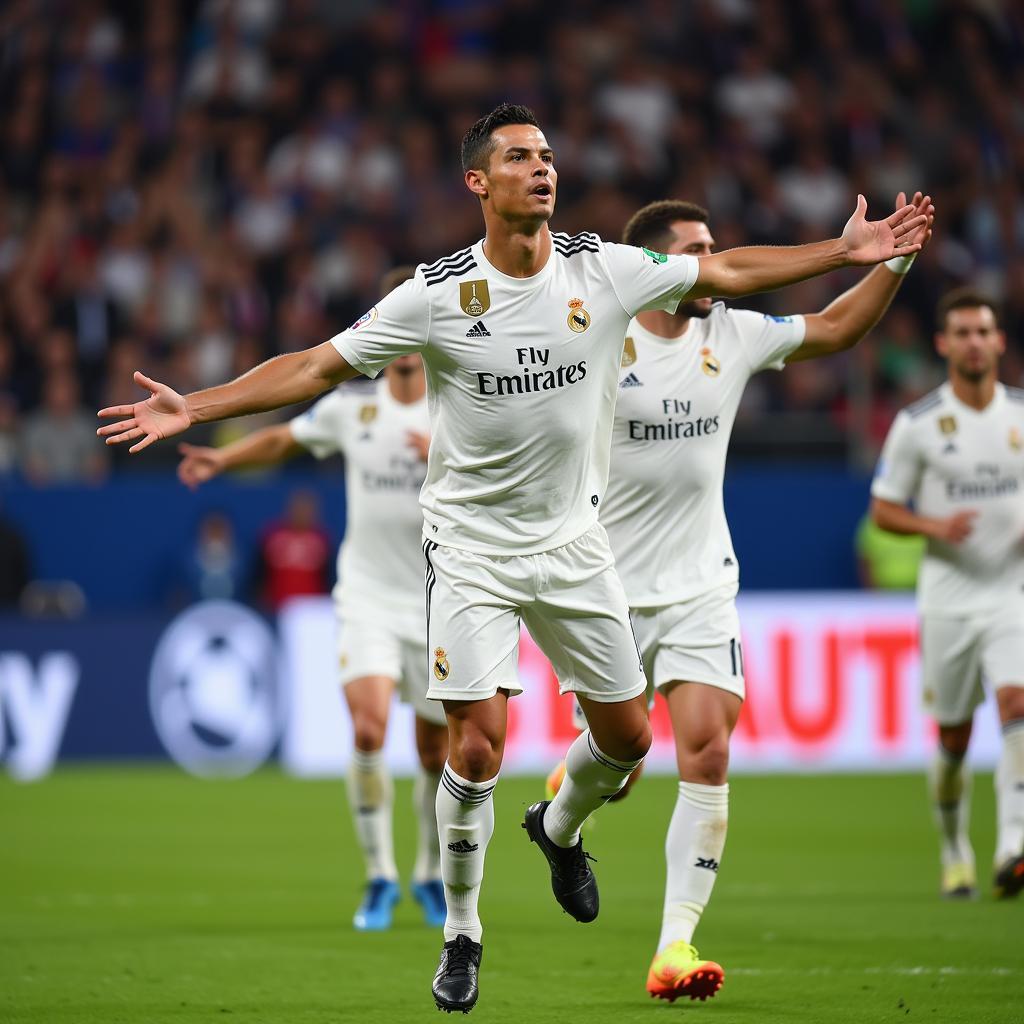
930, 509, 977, 544
407, 430, 430, 461
841, 193, 933, 266
96, 371, 191, 453
177, 443, 224, 490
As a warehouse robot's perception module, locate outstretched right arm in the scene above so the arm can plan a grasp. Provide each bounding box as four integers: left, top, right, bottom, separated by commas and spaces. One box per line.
98, 340, 356, 453
177, 424, 305, 490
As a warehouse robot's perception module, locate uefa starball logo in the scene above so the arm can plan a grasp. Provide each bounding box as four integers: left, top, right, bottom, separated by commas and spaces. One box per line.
148, 601, 280, 777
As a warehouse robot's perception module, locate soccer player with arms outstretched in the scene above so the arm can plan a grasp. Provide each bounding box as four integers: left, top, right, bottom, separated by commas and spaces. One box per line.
871, 289, 1024, 901
98, 104, 929, 1013
549, 193, 932, 1002
176, 268, 449, 932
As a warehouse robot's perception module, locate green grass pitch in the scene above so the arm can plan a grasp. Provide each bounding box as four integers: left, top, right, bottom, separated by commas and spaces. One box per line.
1, 768, 1018, 1023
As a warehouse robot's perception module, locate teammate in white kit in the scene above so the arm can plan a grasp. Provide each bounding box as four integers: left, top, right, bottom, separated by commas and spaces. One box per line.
871, 288, 1024, 901
97, 104, 930, 1013
175, 271, 448, 932
546, 194, 932, 1002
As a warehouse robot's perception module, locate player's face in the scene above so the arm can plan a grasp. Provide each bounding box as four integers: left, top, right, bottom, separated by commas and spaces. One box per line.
388, 354, 424, 378
468, 124, 556, 224
663, 219, 715, 318
936, 306, 1005, 382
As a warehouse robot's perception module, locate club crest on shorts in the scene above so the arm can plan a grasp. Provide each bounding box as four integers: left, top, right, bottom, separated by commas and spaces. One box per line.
358, 404, 378, 425
433, 647, 450, 682
938, 415, 957, 435
460, 280, 490, 317
700, 347, 721, 377
621, 336, 637, 367
1010, 427, 1022, 451
567, 298, 591, 333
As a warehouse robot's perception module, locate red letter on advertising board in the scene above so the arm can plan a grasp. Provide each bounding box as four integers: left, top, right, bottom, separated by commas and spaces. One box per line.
862, 628, 917, 742
777, 630, 844, 743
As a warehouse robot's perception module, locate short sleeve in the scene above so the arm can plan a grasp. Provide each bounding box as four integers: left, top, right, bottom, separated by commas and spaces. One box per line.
729, 309, 806, 373
290, 389, 348, 460
871, 411, 922, 505
602, 242, 700, 317
329, 275, 428, 378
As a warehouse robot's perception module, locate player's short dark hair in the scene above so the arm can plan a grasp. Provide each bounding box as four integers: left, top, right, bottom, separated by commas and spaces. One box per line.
622, 200, 710, 250
380, 265, 416, 295
461, 103, 541, 173
936, 287, 1001, 330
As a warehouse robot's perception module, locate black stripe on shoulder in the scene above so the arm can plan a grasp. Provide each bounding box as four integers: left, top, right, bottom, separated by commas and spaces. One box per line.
906, 390, 943, 418
1006, 386, 1024, 404
552, 230, 601, 255
423, 259, 479, 287
422, 246, 474, 278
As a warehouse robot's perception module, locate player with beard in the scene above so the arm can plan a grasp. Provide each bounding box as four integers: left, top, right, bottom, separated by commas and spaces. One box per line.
98, 104, 930, 1013
545, 194, 932, 1002
872, 289, 1024, 902
178, 268, 449, 932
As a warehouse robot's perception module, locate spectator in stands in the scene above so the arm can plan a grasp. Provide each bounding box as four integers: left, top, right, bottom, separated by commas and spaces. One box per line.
256, 489, 332, 612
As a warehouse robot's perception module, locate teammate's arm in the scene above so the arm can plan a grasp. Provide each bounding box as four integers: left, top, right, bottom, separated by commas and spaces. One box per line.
787, 193, 932, 362
688, 193, 932, 300
98, 341, 355, 453
871, 497, 977, 544
177, 425, 306, 490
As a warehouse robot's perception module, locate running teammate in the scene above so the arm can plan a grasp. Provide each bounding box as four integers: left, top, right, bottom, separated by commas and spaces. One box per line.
98, 104, 930, 1013
871, 288, 1024, 901
176, 269, 447, 930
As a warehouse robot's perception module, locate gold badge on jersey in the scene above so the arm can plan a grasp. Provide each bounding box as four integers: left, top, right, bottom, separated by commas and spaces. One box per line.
1011, 427, 1023, 451
938, 415, 957, 435
460, 280, 491, 317
567, 298, 591, 333
433, 647, 450, 682
700, 346, 721, 377
339, 653, 348, 669
358, 404, 378, 425
621, 337, 637, 367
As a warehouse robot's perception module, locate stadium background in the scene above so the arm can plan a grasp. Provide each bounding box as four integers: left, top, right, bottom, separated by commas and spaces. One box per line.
1, 3, 1021, 1022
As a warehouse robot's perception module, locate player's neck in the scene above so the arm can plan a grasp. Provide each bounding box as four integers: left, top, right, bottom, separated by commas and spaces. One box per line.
636, 309, 691, 340
387, 372, 425, 404
948, 371, 997, 411
481, 221, 552, 278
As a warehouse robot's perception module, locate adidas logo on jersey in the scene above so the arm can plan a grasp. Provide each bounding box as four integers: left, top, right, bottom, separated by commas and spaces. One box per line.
619, 372, 643, 388
465, 320, 491, 338
942, 441, 958, 454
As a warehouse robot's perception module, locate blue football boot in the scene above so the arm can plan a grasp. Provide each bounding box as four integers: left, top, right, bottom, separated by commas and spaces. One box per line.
411, 879, 447, 927
352, 877, 401, 931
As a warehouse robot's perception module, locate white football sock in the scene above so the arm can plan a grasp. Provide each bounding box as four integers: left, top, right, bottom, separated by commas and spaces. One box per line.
657, 781, 729, 951
543, 729, 643, 848
345, 747, 398, 881
436, 763, 497, 942
927, 745, 973, 867
412, 767, 442, 883
995, 719, 1024, 863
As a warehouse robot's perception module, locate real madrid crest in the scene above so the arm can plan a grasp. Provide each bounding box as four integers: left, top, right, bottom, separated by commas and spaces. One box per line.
621, 336, 637, 367
700, 346, 721, 377
567, 298, 591, 333
460, 280, 491, 317
433, 647, 450, 682
938, 415, 957, 435
1010, 427, 1022, 451
358, 404, 378, 425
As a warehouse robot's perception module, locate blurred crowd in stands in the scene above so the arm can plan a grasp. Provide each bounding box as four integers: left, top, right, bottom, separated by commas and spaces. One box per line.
1, 0, 1023, 485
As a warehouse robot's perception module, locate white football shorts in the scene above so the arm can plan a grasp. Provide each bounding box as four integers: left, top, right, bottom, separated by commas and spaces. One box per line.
631, 580, 745, 702
423, 524, 647, 705
920, 604, 1024, 725
335, 602, 444, 727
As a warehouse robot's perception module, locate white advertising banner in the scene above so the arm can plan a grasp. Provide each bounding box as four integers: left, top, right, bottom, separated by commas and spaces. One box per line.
278, 593, 1003, 777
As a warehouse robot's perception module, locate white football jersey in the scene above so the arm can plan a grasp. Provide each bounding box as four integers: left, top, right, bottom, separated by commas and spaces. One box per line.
290, 378, 428, 635
330, 234, 699, 555
871, 382, 1024, 614
601, 305, 805, 606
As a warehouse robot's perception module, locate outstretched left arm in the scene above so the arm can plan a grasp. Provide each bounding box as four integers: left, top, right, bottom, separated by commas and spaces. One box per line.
785, 191, 933, 363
